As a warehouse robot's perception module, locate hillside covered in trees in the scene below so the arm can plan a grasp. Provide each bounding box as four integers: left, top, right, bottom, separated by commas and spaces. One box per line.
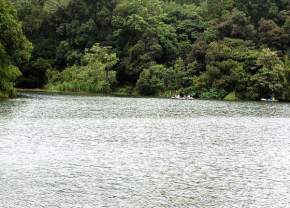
1, 0, 290, 100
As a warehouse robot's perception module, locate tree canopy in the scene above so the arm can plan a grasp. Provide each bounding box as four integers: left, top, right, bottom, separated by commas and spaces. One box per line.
3, 0, 290, 100
0, 0, 32, 97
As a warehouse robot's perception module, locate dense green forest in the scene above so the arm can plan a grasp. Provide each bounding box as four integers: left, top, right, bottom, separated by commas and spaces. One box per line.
1, 0, 290, 100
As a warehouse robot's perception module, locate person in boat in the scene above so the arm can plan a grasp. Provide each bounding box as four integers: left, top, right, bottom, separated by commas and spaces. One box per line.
172, 94, 180, 99
267, 93, 276, 101
261, 93, 277, 102
187, 95, 193, 100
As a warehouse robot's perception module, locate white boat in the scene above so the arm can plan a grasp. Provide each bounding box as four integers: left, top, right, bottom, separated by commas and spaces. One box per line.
260, 98, 278, 102
171, 95, 194, 100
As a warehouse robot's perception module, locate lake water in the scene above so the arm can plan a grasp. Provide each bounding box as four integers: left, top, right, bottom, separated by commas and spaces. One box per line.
1, 93, 290, 208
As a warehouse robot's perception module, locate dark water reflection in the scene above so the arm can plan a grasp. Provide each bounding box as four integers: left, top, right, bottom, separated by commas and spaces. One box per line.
1, 93, 290, 208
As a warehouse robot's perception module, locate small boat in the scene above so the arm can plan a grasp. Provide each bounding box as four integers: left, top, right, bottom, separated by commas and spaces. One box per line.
171, 95, 194, 100
260, 98, 278, 102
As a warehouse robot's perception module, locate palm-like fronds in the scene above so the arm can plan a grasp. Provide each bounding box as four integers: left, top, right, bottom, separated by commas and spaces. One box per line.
43, 0, 71, 13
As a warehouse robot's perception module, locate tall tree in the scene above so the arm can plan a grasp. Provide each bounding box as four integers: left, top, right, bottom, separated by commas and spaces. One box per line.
0, 0, 32, 97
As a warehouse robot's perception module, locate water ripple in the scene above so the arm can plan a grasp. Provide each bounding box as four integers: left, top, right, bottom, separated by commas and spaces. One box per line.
0, 93, 290, 208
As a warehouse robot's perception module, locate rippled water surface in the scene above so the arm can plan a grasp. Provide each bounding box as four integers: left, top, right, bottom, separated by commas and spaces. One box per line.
1, 93, 290, 208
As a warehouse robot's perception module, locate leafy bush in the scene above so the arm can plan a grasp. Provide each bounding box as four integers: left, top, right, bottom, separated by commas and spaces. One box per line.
224, 92, 238, 101
136, 64, 167, 96
47, 44, 118, 94
0, 0, 32, 97
200, 88, 227, 100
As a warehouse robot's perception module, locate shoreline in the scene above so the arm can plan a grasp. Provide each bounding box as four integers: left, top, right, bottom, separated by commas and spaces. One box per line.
16, 88, 161, 99
15, 88, 290, 103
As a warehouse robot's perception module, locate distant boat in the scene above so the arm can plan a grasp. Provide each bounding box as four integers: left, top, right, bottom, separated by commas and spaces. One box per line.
171, 95, 194, 100
260, 98, 278, 102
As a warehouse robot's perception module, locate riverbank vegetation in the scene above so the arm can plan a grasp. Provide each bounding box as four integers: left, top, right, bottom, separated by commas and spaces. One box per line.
1, 0, 290, 100
0, 0, 32, 97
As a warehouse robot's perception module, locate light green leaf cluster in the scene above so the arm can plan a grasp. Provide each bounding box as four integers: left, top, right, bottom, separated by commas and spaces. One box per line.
47, 44, 118, 94
43, 0, 71, 14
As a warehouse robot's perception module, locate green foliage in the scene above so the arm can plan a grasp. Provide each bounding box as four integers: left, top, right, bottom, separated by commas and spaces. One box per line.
114, 85, 135, 96
13, 0, 115, 88
250, 49, 288, 99
200, 88, 227, 99
235, 0, 282, 23
113, 0, 179, 82
207, 0, 224, 18
43, 0, 71, 14
9, 0, 290, 100
136, 64, 167, 96
47, 44, 118, 93
217, 9, 256, 40
258, 19, 289, 50
0, 0, 32, 97
190, 38, 290, 100
224, 91, 238, 101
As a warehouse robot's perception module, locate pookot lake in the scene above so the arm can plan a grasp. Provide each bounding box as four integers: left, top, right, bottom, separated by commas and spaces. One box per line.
1, 92, 290, 208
